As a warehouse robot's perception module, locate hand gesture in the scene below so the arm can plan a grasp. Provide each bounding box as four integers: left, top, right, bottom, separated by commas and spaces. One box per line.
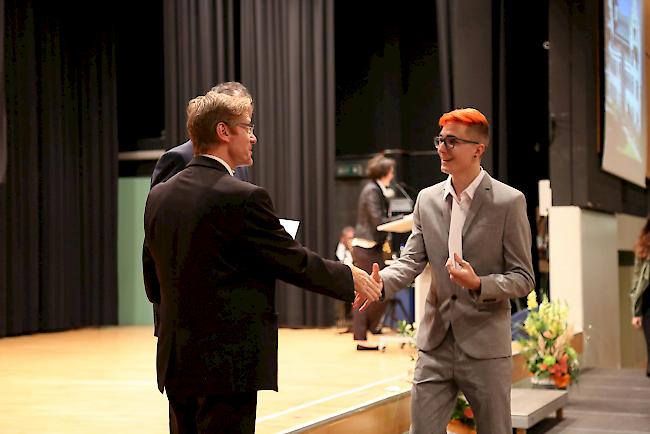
446, 253, 481, 290
349, 263, 382, 311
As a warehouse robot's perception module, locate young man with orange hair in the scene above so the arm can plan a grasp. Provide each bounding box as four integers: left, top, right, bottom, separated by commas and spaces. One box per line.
373, 108, 535, 433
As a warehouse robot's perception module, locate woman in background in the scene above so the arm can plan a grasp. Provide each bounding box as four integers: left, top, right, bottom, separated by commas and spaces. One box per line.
352, 154, 395, 350
631, 217, 650, 377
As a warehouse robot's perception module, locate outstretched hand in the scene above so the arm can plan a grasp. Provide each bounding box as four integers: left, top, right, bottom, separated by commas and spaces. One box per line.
349, 263, 382, 311
446, 253, 481, 290
351, 263, 383, 311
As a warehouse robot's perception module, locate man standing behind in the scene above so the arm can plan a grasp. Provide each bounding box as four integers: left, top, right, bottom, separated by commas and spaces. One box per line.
335, 226, 354, 265
373, 108, 534, 433
143, 87, 381, 434
148, 82, 252, 338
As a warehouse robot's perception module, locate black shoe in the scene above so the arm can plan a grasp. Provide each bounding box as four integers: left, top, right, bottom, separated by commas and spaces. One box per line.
356, 344, 379, 351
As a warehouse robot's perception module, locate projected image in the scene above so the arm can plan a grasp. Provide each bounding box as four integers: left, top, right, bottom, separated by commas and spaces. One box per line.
603, 0, 646, 187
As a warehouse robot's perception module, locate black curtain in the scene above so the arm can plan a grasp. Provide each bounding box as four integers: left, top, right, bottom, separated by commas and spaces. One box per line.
0, 0, 118, 337
163, 0, 238, 149
241, 0, 338, 326
435, 0, 505, 177
0, 0, 5, 185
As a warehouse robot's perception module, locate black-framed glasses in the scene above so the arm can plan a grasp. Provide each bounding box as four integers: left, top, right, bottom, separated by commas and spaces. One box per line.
433, 135, 479, 150
224, 121, 255, 135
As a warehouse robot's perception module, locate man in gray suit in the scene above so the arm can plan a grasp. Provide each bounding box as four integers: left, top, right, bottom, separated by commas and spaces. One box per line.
371, 108, 534, 433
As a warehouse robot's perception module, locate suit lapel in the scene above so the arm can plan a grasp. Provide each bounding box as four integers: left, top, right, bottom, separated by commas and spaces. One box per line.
462, 174, 492, 237
374, 181, 389, 215
440, 189, 451, 239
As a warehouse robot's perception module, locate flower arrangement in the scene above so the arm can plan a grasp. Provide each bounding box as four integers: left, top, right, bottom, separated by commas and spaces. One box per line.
396, 320, 417, 360
448, 393, 476, 433
396, 319, 416, 340
518, 291, 579, 389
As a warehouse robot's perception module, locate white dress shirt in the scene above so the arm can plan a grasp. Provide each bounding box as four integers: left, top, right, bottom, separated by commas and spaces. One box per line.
443, 168, 485, 267
335, 242, 353, 265
200, 154, 234, 176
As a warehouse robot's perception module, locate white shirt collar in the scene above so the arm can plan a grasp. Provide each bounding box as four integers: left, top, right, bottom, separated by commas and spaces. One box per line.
443, 168, 486, 201
200, 154, 234, 176
377, 180, 390, 197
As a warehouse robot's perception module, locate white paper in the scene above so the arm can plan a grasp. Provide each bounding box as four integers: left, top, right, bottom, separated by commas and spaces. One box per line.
279, 218, 300, 239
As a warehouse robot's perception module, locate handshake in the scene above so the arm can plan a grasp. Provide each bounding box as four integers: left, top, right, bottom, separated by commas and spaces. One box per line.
348, 263, 383, 312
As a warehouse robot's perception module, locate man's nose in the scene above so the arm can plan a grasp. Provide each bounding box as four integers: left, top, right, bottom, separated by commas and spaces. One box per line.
250, 132, 257, 144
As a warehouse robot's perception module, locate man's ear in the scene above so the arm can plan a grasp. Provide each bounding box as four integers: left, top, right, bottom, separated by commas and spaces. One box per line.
215, 122, 229, 142
476, 143, 486, 158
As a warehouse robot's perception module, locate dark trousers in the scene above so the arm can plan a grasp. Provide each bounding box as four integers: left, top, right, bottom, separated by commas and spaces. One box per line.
167, 390, 258, 434
352, 245, 387, 341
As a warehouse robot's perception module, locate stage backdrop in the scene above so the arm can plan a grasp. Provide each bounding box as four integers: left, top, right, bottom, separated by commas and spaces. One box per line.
0, 0, 118, 337
241, 0, 339, 327
0, 0, 5, 185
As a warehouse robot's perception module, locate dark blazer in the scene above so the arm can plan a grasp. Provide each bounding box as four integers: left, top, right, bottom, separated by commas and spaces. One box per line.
354, 180, 391, 245
151, 140, 250, 186
148, 141, 249, 336
143, 156, 354, 395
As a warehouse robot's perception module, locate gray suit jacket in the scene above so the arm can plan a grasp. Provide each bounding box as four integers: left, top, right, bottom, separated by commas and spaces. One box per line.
380, 173, 534, 359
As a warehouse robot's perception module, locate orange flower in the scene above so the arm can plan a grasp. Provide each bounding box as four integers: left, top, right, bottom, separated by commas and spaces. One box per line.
553, 373, 570, 389
463, 407, 474, 419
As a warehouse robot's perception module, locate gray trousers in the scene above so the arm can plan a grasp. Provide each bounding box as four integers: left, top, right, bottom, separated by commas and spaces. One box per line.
410, 328, 512, 434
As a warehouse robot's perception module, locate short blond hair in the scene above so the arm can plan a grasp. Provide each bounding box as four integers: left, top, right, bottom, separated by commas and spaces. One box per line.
186, 90, 252, 155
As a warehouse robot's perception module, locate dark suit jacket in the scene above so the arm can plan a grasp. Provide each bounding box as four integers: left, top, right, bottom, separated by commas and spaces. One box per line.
354, 180, 390, 245
151, 140, 250, 186
143, 156, 354, 395
148, 141, 250, 336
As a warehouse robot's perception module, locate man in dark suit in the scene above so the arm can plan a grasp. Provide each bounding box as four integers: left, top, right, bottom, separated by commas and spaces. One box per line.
149, 82, 252, 337
143, 86, 381, 434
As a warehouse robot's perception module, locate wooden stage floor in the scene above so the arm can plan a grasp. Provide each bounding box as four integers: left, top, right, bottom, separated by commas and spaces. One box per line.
0, 326, 414, 434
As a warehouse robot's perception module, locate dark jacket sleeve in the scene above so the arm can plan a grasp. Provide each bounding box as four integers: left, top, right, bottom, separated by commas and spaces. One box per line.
355, 183, 390, 244
151, 150, 188, 187
241, 187, 355, 302
365, 186, 389, 228
142, 241, 161, 304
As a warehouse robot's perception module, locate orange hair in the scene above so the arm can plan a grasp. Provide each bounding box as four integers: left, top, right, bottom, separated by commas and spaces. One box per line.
438, 108, 488, 128
438, 108, 489, 144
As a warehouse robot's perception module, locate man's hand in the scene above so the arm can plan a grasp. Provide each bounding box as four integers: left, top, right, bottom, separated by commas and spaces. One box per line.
446, 253, 481, 290
349, 263, 382, 311
632, 316, 642, 330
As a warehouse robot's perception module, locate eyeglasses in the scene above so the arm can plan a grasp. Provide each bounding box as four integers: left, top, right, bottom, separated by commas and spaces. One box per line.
433, 135, 479, 150
224, 121, 255, 135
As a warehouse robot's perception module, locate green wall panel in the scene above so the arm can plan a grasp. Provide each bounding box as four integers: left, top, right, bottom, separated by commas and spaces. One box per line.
118, 177, 153, 326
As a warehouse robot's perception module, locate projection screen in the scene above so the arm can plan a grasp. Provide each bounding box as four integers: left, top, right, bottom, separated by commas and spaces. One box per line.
603, 0, 646, 188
